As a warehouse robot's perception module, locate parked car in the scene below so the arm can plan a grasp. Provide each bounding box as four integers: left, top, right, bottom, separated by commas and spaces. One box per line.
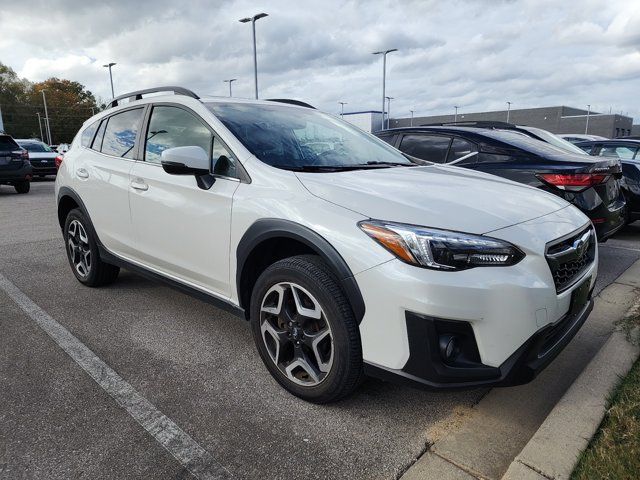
376, 126, 625, 241
15, 139, 58, 176
57, 87, 597, 403
559, 134, 608, 144
0, 134, 32, 193
57, 143, 70, 154
576, 139, 640, 224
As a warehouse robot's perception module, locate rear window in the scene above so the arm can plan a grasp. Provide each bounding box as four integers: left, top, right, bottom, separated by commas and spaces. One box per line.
18, 142, 51, 152
81, 121, 100, 148
0, 136, 20, 151
100, 108, 144, 158
481, 130, 576, 156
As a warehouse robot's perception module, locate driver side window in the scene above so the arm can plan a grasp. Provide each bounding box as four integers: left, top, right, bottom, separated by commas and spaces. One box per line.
145, 106, 212, 164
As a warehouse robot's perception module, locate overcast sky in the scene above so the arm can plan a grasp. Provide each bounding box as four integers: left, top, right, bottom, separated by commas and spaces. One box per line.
1, 0, 640, 120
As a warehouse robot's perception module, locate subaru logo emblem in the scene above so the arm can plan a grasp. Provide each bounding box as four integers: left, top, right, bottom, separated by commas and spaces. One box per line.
573, 237, 589, 258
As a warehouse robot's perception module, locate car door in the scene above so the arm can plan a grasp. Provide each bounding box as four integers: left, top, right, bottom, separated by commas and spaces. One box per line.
128, 103, 240, 297
73, 107, 144, 257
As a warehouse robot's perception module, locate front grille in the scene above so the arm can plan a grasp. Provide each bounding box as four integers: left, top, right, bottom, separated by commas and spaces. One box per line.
545, 225, 596, 293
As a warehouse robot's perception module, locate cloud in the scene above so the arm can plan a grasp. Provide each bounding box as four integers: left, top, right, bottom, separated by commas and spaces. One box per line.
1, 0, 640, 119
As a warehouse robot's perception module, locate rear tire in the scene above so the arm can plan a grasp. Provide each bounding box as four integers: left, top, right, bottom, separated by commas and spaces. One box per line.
14, 181, 30, 194
250, 255, 363, 403
63, 208, 120, 287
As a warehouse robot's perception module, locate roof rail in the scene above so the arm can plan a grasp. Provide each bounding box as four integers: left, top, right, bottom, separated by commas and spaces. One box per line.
266, 98, 315, 109
421, 120, 517, 128
109, 86, 200, 108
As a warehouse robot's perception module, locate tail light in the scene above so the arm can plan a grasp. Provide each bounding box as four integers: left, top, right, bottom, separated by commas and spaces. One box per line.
537, 173, 610, 192
55, 155, 64, 170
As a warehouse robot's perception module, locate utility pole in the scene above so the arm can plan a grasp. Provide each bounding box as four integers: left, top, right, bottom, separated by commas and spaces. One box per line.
585, 104, 591, 134
385, 96, 393, 129
338, 101, 347, 118
42, 90, 52, 145
239, 13, 268, 99
372, 49, 397, 131
410, 110, 414, 126
36, 113, 44, 141
103, 63, 116, 98
454, 106, 459, 123
223, 79, 237, 97
506, 101, 512, 123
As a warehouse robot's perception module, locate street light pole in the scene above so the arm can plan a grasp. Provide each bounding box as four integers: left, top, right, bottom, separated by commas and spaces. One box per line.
372, 48, 397, 131
385, 96, 393, 129
239, 13, 268, 99
338, 101, 347, 118
223, 79, 237, 97
454, 106, 459, 123
410, 110, 414, 127
585, 104, 591, 134
102, 62, 116, 98
36, 113, 44, 141
506, 101, 512, 123
41, 90, 52, 145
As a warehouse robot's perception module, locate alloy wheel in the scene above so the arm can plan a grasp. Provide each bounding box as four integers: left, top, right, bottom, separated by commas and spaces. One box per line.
67, 219, 91, 278
260, 282, 334, 386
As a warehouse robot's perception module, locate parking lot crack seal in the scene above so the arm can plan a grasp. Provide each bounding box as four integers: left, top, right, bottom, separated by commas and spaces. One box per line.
0, 272, 232, 480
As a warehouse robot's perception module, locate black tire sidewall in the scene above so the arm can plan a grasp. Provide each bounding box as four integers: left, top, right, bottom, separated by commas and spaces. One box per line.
63, 209, 100, 285
250, 256, 361, 402
14, 181, 30, 194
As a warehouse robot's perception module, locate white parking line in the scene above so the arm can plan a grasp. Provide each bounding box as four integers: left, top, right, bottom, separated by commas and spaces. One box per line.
0, 273, 231, 480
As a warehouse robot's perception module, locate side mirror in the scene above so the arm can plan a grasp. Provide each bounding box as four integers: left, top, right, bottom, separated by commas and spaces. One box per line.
160, 146, 210, 176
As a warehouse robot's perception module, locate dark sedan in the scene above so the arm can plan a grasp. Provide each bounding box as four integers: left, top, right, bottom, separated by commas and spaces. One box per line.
0, 134, 32, 193
15, 139, 58, 176
376, 126, 626, 240
576, 139, 640, 224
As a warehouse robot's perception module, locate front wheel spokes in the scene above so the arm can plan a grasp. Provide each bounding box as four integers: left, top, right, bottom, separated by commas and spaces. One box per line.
290, 284, 322, 320
303, 327, 333, 373
285, 351, 321, 384
261, 319, 290, 365
68, 220, 91, 277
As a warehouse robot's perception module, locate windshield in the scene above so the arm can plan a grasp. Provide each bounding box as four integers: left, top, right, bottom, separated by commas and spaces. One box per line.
519, 127, 588, 155
17, 141, 52, 152
206, 102, 415, 170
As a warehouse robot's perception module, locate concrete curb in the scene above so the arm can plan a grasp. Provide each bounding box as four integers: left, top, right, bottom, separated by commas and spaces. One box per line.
502, 309, 640, 480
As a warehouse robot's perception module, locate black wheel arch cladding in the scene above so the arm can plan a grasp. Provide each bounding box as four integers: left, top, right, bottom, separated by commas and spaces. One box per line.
237, 218, 366, 323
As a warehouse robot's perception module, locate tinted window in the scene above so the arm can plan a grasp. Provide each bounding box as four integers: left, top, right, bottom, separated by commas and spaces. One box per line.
81, 121, 99, 148
17, 141, 51, 152
447, 138, 478, 163
145, 106, 213, 164
599, 145, 637, 159
0, 136, 19, 151
101, 108, 144, 158
206, 102, 414, 170
377, 134, 396, 146
92, 120, 107, 151
399, 134, 451, 163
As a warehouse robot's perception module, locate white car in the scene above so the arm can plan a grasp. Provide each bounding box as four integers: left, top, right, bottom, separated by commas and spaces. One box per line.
55, 87, 597, 403
15, 139, 58, 176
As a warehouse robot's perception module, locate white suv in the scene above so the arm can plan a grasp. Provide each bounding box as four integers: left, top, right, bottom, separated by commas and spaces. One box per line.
56, 87, 597, 403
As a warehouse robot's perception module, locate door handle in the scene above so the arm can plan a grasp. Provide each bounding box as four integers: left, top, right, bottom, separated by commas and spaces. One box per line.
130, 178, 149, 191
76, 168, 89, 179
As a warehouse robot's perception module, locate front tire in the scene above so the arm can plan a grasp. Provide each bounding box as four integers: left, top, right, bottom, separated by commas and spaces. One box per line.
63, 208, 120, 287
14, 181, 30, 194
250, 255, 363, 403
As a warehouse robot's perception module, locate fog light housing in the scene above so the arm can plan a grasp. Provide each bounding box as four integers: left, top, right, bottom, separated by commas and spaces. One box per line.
439, 335, 460, 361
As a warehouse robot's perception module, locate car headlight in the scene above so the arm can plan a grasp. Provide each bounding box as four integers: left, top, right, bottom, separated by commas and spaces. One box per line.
359, 220, 525, 271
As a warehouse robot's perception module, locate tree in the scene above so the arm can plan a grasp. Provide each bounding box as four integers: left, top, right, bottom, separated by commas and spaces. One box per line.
0, 62, 98, 143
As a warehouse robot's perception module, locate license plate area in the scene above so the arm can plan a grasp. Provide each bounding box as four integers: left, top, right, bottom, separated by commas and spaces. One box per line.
570, 275, 592, 315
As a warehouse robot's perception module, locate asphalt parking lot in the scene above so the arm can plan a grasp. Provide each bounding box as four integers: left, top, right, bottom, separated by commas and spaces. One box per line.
1, 180, 640, 480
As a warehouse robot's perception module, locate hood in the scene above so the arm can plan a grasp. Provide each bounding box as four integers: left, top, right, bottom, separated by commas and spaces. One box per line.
296, 165, 569, 234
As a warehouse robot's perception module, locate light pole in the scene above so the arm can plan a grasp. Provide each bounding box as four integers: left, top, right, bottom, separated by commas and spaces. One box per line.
36, 113, 44, 141
223, 78, 237, 97
585, 104, 591, 134
338, 101, 348, 118
385, 96, 394, 129
454, 106, 459, 123
372, 48, 397, 131
102, 62, 116, 98
410, 109, 414, 127
506, 101, 512, 123
41, 90, 52, 145
239, 13, 268, 99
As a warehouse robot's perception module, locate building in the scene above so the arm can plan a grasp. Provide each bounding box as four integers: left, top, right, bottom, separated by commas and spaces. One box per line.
389, 106, 633, 138
342, 111, 383, 133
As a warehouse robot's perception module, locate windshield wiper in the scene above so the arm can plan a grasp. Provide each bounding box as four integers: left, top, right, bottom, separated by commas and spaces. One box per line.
364, 161, 415, 167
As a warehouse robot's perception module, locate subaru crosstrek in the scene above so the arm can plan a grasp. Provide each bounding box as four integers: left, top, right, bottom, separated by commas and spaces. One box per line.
55, 87, 597, 403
